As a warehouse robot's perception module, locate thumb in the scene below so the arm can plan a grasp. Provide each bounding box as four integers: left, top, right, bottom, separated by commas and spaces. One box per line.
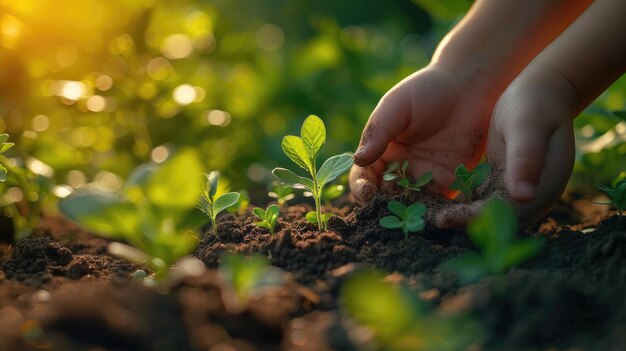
503, 125, 551, 202
353, 89, 409, 166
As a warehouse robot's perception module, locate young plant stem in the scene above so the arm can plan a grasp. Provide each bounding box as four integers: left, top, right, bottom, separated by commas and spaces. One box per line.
311, 163, 324, 231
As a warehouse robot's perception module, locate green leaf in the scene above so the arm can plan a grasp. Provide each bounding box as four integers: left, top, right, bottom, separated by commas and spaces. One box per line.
323, 184, 345, 201
0, 164, 6, 182
0, 142, 14, 154
252, 207, 265, 220
59, 189, 138, 237
470, 163, 491, 188
467, 197, 517, 255
405, 218, 425, 233
0, 134, 8, 144
442, 254, 489, 284
383, 173, 399, 181
207, 171, 220, 198
281, 136, 313, 172
407, 202, 426, 218
414, 172, 433, 187
504, 238, 544, 268
301, 115, 326, 160
316, 153, 354, 188
213, 192, 241, 217
387, 200, 406, 217
146, 149, 204, 209
266, 204, 279, 218
305, 211, 332, 225
379, 215, 403, 229
272, 168, 314, 191
125, 163, 157, 190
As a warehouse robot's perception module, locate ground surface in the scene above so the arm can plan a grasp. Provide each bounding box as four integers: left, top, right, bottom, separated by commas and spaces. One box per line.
0, 194, 625, 351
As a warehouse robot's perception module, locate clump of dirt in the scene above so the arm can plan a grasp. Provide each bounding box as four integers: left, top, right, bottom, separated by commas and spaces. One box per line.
2, 237, 72, 285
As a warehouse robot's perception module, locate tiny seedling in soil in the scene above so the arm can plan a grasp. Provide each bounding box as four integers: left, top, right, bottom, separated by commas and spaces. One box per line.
252, 204, 280, 235
595, 179, 626, 216
0, 133, 15, 182
59, 149, 205, 280
379, 200, 426, 239
383, 161, 433, 194
443, 197, 544, 284
449, 163, 491, 202
218, 252, 283, 313
340, 269, 481, 351
268, 182, 295, 206
198, 171, 241, 236
272, 115, 354, 230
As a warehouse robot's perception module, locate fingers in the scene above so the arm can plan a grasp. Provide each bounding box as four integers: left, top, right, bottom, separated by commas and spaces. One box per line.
348, 160, 386, 204
353, 88, 409, 167
502, 126, 551, 202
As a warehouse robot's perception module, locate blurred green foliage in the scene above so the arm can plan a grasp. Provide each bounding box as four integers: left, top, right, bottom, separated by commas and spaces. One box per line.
0, 0, 624, 206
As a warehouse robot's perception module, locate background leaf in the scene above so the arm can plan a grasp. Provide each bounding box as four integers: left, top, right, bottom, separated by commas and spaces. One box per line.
146, 149, 204, 209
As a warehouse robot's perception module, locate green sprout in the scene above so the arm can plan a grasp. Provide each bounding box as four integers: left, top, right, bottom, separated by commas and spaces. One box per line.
218, 252, 283, 313
379, 200, 426, 239
449, 163, 491, 202
596, 179, 626, 216
383, 161, 433, 194
0, 134, 15, 182
268, 182, 295, 206
59, 149, 204, 280
272, 115, 354, 230
198, 171, 241, 236
340, 270, 481, 351
443, 197, 544, 284
252, 204, 279, 235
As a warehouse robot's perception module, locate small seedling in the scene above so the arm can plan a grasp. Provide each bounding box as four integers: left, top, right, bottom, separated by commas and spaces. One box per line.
59, 149, 205, 280
383, 161, 432, 194
268, 182, 295, 206
443, 197, 544, 284
0, 134, 15, 182
449, 163, 491, 202
379, 200, 426, 239
340, 269, 481, 351
198, 171, 241, 236
218, 252, 283, 313
595, 179, 626, 216
272, 115, 354, 230
252, 204, 280, 235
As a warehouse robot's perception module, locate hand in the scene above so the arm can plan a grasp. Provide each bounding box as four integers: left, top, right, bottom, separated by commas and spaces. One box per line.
435, 69, 577, 228
350, 64, 498, 202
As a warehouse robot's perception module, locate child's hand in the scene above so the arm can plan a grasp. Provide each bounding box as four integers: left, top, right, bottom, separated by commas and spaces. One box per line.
349, 64, 496, 202
435, 69, 577, 228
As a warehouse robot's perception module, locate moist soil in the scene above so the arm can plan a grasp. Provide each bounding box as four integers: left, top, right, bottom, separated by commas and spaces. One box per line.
0, 194, 625, 351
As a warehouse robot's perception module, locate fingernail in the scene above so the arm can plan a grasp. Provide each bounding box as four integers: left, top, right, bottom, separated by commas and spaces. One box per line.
353, 146, 365, 163
516, 181, 536, 200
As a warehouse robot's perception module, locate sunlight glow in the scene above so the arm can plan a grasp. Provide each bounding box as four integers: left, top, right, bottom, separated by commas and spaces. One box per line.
173, 84, 196, 105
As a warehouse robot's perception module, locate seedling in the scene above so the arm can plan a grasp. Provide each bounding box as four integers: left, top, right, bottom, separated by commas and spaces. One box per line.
340, 269, 481, 351
59, 149, 204, 280
252, 204, 280, 235
379, 200, 426, 239
0, 134, 15, 182
595, 179, 626, 216
443, 197, 544, 284
218, 252, 283, 313
272, 115, 354, 230
268, 182, 295, 206
198, 171, 241, 236
383, 161, 433, 194
449, 163, 491, 202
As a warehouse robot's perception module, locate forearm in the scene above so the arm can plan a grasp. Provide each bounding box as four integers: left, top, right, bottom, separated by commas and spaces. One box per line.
432, 0, 592, 93
523, 0, 626, 113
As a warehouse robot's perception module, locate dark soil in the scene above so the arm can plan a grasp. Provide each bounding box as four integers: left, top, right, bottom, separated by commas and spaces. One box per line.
0, 194, 625, 351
